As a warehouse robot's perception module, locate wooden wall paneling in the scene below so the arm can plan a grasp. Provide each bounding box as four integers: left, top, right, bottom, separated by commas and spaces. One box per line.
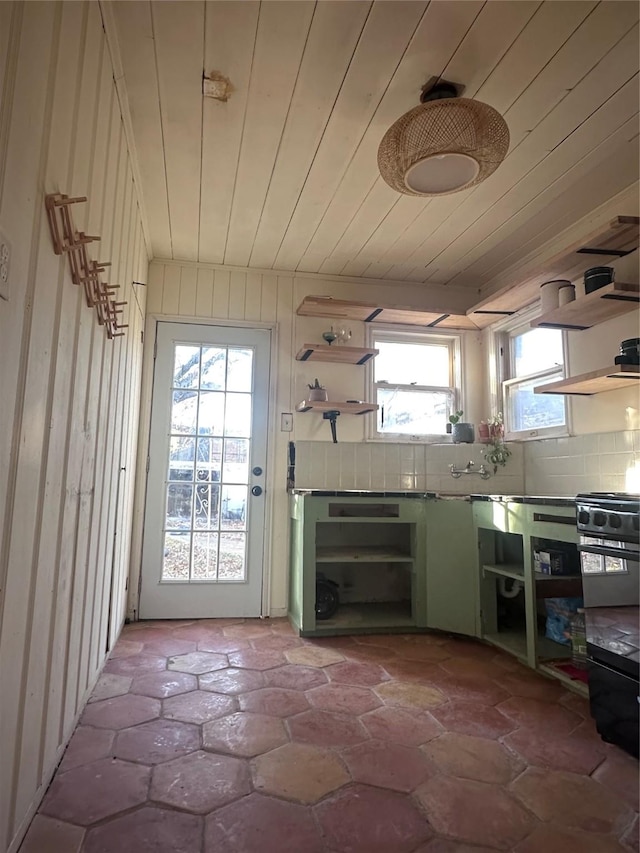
112, 0, 171, 257
0, 2, 22, 206
178, 264, 197, 317
212, 267, 230, 319
13, 1, 87, 823
272, 1, 428, 272
244, 271, 263, 322
247, 0, 371, 269
198, 0, 259, 264
228, 270, 247, 320
259, 272, 278, 323
222, 1, 315, 268
161, 263, 181, 315
151, 1, 204, 261
312, 0, 535, 276
195, 266, 214, 317
0, 4, 60, 848
145, 259, 165, 314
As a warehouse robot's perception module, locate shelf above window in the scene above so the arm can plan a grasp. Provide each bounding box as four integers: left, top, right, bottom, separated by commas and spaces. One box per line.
530, 282, 639, 330
534, 364, 640, 396
295, 343, 378, 365
296, 400, 378, 415
297, 295, 480, 331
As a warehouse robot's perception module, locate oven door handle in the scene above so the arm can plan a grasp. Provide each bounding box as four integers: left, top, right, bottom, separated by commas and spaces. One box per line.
578, 543, 640, 561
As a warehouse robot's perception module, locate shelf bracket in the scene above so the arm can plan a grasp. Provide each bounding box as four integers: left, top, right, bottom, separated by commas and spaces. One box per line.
323, 410, 341, 443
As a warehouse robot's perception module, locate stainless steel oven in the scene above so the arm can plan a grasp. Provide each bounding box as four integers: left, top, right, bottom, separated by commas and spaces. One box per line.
576, 493, 639, 758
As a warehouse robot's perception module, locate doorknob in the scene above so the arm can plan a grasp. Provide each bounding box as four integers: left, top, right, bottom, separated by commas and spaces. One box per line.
251, 485, 263, 496
252, 466, 263, 476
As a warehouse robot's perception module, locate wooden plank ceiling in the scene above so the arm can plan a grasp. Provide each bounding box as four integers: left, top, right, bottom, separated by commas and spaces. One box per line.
112, 0, 640, 296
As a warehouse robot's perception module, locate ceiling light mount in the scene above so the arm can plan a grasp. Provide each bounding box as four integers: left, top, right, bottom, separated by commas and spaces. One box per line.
378, 78, 509, 197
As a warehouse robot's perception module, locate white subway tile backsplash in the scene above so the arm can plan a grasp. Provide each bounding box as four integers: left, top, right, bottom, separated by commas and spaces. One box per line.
598, 433, 617, 454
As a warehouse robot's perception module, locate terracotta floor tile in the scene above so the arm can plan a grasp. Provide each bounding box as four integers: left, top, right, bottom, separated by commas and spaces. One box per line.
288, 709, 368, 748
496, 670, 565, 701
119, 627, 172, 644
511, 767, 633, 835
252, 742, 349, 803
199, 667, 265, 695
422, 732, 524, 784
59, 726, 114, 773
41, 758, 149, 826
515, 823, 631, 853
238, 687, 310, 717
559, 690, 591, 718
342, 739, 433, 792
114, 719, 200, 764
440, 656, 510, 679
205, 793, 324, 853
202, 711, 288, 757
163, 690, 237, 724
285, 646, 345, 667
172, 625, 224, 643
415, 776, 534, 850
375, 680, 445, 710
88, 673, 132, 703
222, 621, 272, 639
81, 694, 161, 729
399, 645, 452, 663
18, 815, 84, 853
82, 807, 203, 853
315, 783, 431, 853
415, 840, 497, 853
150, 751, 250, 813
103, 653, 167, 677
325, 660, 389, 686
109, 639, 144, 659
130, 671, 198, 699
196, 636, 251, 654
227, 648, 286, 670
269, 619, 297, 635
306, 683, 381, 715
622, 815, 639, 852
431, 673, 510, 706
440, 638, 498, 661
504, 726, 607, 775
431, 700, 516, 739
263, 663, 328, 691
168, 651, 228, 674
344, 644, 398, 663
592, 749, 640, 810
355, 634, 414, 650
250, 634, 302, 651
381, 659, 445, 682
361, 706, 442, 746
497, 696, 582, 735
141, 637, 197, 656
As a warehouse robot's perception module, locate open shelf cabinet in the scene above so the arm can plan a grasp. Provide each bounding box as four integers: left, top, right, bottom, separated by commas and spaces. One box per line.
296, 343, 378, 365
530, 282, 639, 330
535, 364, 640, 396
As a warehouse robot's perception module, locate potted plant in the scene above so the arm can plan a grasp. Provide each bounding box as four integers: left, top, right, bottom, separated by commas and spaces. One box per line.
448, 410, 474, 444
308, 378, 328, 402
479, 412, 505, 444
446, 410, 463, 434
483, 416, 511, 473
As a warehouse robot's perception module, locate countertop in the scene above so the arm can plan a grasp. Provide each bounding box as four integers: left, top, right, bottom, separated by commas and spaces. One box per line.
469, 494, 576, 507
289, 490, 576, 507
289, 489, 437, 499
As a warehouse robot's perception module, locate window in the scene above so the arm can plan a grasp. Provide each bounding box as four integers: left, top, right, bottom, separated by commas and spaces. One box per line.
500, 322, 567, 438
368, 329, 460, 439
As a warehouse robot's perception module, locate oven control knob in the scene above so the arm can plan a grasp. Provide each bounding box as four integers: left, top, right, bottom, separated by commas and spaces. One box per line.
578, 510, 590, 525
593, 511, 607, 527
609, 513, 622, 528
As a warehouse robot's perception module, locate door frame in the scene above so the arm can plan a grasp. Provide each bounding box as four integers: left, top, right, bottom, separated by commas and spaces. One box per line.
128, 313, 279, 621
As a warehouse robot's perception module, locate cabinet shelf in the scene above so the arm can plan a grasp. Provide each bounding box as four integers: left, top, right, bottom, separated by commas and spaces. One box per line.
482, 563, 524, 581
316, 546, 413, 563
296, 343, 378, 365
530, 282, 639, 330
534, 364, 640, 396
296, 400, 378, 415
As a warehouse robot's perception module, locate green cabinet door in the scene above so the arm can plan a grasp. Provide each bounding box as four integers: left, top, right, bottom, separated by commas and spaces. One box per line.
426, 499, 479, 637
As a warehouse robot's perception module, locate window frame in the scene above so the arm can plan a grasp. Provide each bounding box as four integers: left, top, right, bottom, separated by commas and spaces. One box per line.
365, 325, 462, 442
494, 309, 570, 441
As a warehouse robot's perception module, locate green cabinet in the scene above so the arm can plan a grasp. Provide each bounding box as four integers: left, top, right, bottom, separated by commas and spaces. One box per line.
289, 494, 426, 637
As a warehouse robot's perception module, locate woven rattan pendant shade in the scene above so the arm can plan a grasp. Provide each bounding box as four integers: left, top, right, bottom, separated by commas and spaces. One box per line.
378, 97, 509, 196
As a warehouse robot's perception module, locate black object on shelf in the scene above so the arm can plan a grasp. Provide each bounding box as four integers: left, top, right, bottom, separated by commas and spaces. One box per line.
316, 576, 340, 620
584, 266, 614, 293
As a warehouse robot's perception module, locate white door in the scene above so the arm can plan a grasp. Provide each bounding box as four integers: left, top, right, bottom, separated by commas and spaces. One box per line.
140, 322, 271, 618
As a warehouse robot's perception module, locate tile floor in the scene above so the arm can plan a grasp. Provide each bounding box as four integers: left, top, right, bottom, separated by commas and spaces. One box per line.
21, 619, 639, 853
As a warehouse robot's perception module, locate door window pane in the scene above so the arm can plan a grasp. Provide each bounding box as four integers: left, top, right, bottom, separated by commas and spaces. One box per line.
192, 532, 219, 579
173, 346, 200, 388
169, 437, 195, 481
194, 484, 220, 529
198, 392, 225, 436
171, 390, 198, 434
219, 532, 246, 580
223, 439, 249, 483
196, 437, 222, 482
200, 347, 226, 390
221, 485, 247, 530
166, 483, 193, 529
163, 532, 190, 580
226, 348, 253, 392
224, 394, 251, 437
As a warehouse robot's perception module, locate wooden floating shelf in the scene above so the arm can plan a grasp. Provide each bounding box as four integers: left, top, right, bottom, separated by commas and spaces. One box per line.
530, 282, 639, 330
534, 364, 640, 396
296, 343, 378, 365
297, 295, 480, 331
296, 400, 378, 415
467, 216, 640, 328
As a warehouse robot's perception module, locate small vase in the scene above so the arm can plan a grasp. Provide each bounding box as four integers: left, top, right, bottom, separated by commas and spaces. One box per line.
309, 388, 328, 402
452, 423, 474, 444
477, 423, 490, 444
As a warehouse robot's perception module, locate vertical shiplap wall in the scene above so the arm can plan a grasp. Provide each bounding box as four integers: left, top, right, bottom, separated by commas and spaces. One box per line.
0, 4, 149, 852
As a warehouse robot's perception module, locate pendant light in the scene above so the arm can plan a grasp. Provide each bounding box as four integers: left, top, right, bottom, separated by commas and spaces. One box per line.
378, 81, 509, 197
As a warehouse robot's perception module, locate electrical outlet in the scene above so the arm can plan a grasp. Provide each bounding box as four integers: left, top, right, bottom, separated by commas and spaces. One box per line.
0, 227, 11, 301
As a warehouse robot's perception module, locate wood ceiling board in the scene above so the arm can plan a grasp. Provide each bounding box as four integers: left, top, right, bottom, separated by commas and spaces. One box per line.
296, 344, 378, 365
296, 0, 484, 274
198, 1, 259, 264
466, 219, 640, 323
400, 24, 640, 282
272, 1, 429, 271
247, 1, 372, 270
535, 365, 640, 396
151, 1, 204, 261
222, 1, 315, 268
113, 1, 171, 258
531, 282, 639, 330
369, 3, 640, 280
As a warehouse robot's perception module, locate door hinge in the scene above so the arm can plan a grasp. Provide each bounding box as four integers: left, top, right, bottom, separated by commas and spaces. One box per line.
140, 329, 144, 345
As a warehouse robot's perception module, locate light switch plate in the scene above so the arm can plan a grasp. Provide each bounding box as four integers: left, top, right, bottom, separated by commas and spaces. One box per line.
281, 413, 293, 432
0, 226, 10, 301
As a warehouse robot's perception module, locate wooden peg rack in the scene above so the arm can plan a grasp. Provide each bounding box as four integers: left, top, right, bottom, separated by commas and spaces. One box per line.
45, 193, 127, 339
